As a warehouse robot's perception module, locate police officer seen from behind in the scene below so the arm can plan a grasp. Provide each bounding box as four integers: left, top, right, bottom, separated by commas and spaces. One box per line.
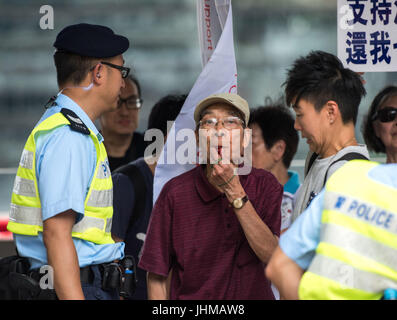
266, 160, 397, 299
7, 23, 131, 300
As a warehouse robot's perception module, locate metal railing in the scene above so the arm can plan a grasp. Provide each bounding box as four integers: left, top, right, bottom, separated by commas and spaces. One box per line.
0, 156, 387, 218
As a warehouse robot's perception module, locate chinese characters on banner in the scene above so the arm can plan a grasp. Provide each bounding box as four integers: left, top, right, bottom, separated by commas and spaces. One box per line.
338, 0, 397, 72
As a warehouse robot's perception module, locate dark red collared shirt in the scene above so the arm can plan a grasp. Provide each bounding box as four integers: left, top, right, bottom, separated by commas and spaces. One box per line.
138, 165, 282, 300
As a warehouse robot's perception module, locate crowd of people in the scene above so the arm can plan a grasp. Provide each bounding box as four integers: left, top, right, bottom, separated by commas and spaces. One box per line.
1, 22, 397, 300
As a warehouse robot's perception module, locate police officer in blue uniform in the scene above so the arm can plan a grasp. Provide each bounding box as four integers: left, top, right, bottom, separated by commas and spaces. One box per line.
7, 23, 132, 300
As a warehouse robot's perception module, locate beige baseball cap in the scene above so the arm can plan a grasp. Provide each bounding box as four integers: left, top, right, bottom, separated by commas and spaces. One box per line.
194, 93, 250, 126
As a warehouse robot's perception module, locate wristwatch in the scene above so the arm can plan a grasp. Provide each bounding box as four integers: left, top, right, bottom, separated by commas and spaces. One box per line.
231, 195, 249, 209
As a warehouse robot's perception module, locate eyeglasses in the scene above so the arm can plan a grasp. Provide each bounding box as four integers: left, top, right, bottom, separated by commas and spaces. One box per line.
199, 116, 244, 129
117, 97, 143, 110
100, 61, 130, 79
371, 107, 397, 123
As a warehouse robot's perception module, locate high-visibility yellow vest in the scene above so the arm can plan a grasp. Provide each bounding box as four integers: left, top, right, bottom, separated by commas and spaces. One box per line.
299, 160, 397, 300
7, 111, 114, 245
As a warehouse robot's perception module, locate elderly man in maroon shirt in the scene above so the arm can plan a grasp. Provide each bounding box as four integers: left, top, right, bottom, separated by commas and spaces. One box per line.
138, 93, 282, 300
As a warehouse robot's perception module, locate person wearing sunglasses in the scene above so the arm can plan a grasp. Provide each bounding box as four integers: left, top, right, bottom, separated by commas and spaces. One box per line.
363, 86, 397, 164
100, 74, 147, 172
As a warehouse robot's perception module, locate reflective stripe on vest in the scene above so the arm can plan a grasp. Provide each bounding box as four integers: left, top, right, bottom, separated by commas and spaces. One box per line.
19, 149, 34, 170
299, 160, 397, 300
12, 176, 37, 198
7, 112, 114, 245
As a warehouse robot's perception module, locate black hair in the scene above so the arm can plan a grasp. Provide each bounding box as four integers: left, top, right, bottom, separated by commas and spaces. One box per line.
249, 103, 299, 169
127, 74, 142, 98
53, 51, 98, 87
147, 94, 187, 137
284, 50, 366, 125
362, 85, 397, 153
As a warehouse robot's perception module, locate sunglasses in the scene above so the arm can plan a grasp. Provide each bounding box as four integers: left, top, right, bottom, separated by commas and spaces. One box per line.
371, 107, 397, 123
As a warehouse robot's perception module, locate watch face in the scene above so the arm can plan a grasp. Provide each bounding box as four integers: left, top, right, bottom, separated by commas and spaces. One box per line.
233, 198, 243, 209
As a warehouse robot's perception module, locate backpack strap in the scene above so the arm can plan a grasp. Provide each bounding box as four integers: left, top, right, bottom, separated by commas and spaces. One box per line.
113, 163, 147, 238
322, 152, 369, 187
305, 152, 319, 177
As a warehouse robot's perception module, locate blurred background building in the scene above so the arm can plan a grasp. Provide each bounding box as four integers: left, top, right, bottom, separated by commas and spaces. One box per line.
0, 0, 396, 222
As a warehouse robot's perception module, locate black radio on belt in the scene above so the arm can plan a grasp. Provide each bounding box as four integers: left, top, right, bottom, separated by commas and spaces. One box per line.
119, 255, 137, 299
101, 256, 137, 298
102, 263, 122, 290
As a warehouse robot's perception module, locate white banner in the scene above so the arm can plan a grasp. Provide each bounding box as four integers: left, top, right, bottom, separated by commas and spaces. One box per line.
337, 0, 397, 72
152, 0, 237, 205
197, 0, 230, 67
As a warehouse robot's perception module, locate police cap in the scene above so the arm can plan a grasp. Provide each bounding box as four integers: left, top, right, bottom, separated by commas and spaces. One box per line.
54, 23, 129, 58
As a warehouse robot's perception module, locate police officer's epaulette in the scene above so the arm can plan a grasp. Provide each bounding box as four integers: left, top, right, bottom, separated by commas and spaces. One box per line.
60, 108, 90, 135
44, 95, 58, 109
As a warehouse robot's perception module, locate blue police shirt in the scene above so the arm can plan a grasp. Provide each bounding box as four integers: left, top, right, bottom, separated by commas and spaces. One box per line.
280, 163, 397, 270
14, 93, 124, 269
